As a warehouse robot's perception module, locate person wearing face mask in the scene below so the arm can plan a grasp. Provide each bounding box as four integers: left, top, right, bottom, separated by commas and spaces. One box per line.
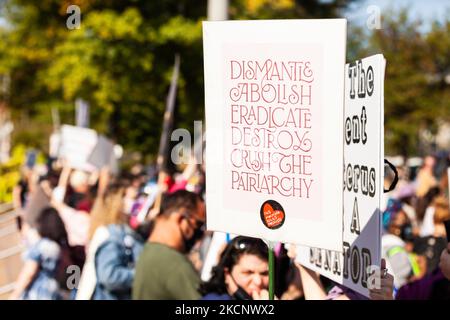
199, 236, 271, 300
382, 199, 425, 290
132, 190, 206, 300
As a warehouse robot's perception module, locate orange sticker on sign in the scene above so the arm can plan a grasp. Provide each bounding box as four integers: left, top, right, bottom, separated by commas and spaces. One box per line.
260, 200, 285, 229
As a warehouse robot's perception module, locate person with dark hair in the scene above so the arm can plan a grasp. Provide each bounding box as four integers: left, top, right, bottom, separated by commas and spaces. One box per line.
50, 165, 92, 248
132, 190, 206, 300
382, 201, 425, 289
199, 236, 270, 300
9, 207, 69, 300
13, 167, 34, 213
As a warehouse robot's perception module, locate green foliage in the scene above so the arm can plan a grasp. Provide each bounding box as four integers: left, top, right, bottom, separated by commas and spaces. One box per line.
0, 145, 25, 203
0, 144, 46, 203
0, 0, 355, 158
230, 0, 354, 19
353, 9, 450, 156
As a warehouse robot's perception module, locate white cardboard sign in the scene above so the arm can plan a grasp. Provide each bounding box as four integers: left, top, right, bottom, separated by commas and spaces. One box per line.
203, 20, 346, 250
58, 125, 116, 172
296, 54, 386, 298
59, 125, 97, 171
87, 135, 115, 169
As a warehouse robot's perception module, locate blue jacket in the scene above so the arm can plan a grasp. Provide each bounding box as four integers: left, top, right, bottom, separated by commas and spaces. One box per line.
93, 224, 144, 300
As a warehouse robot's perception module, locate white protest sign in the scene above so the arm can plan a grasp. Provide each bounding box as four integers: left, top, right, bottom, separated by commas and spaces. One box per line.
0, 121, 13, 163
58, 125, 117, 172
108, 146, 120, 176
296, 54, 386, 298
49, 132, 61, 158
203, 20, 346, 250
59, 125, 98, 172
87, 135, 115, 169
75, 98, 90, 128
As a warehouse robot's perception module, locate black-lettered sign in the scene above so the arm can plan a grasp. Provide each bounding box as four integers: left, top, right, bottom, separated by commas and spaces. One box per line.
296, 54, 386, 297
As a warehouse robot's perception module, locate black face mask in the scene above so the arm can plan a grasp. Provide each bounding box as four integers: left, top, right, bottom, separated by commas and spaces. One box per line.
181, 225, 204, 253
400, 222, 414, 242
232, 286, 253, 300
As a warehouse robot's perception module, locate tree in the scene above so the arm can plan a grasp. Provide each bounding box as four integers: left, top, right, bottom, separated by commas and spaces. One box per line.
0, 0, 357, 158
351, 9, 450, 156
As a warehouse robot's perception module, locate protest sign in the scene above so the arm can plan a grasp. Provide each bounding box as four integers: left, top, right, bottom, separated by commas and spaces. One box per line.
296, 54, 386, 297
203, 19, 346, 250
58, 125, 117, 172
0, 121, 12, 164
49, 132, 60, 158
75, 98, 90, 128
87, 135, 115, 169
59, 125, 98, 172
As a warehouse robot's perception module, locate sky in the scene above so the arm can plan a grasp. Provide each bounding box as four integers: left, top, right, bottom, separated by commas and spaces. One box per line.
343, 0, 450, 32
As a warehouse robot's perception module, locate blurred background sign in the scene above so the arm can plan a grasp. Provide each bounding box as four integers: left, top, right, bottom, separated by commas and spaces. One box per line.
75, 98, 90, 128
207, 0, 229, 21
0, 121, 12, 164
59, 125, 98, 172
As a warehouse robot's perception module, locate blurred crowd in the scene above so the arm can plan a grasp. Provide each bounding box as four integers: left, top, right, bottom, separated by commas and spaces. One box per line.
380, 154, 450, 299
5, 151, 450, 300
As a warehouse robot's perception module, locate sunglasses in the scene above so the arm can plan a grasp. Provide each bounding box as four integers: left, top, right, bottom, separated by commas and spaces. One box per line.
229, 237, 268, 254
181, 213, 205, 230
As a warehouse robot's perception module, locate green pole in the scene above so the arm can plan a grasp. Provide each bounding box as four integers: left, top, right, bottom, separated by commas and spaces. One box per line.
268, 241, 275, 300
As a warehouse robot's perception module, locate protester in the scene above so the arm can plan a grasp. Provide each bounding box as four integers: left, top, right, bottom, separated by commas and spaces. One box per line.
123, 176, 141, 216
395, 183, 420, 235
50, 165, 92, 249
12, 166, 33, 213
76, 182, 144, 300
13, 166, 40, 231
279, 261, 304, 300
200, 236, 271, 300
413, 196, 449, 273
9, 207, 69, 300
382, 199, 425, 288
8, 141, 449, 303
415, 156, 438, 198
132, 190, 206, 299
200, 232, 232, 282
64, 169, 92, 210
418, 187, 444, 237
